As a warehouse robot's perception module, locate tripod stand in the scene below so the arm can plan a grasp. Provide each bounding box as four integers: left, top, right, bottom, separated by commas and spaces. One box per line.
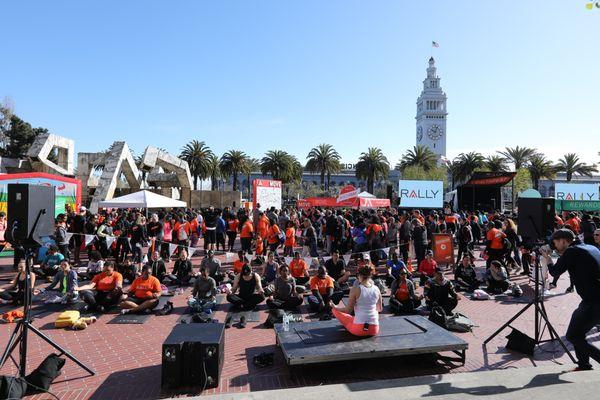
483, 246, 576, 363
0, 209, 94, 377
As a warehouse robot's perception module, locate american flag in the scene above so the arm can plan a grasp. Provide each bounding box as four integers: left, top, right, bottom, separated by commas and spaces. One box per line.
432, 41, 439, 48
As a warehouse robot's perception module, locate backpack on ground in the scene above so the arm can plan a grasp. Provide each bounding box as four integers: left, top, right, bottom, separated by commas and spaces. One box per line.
428, 305, 447, 329
445, 313, 475, 333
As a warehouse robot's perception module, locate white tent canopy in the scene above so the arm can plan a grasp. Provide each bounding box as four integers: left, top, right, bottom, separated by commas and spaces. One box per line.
98, 190, 187, 209
357, 191, 376, 199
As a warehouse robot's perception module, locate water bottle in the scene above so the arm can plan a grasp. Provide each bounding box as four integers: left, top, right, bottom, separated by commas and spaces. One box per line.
282, 313, 290, 332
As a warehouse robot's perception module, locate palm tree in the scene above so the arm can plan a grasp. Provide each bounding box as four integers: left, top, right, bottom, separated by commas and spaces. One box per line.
498, 146, 536, 210
179, 140, 213, 190
452, 152, 484, 183
305, 143, 341, 191
498, 146, 536, 170
446, 160, 463, 190
396, 145, 437, 172
483, 155, 509, 172
355, 147, 390, 193
528, 154, 557, 190
244, 158, 261, 198
261, 150, 303, 183
220, 150, 248, 191
555, 153, 598, 181
207, 153, 221, 190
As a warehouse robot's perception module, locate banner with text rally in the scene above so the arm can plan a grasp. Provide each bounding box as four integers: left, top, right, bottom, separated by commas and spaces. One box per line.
398, 180, 443, 209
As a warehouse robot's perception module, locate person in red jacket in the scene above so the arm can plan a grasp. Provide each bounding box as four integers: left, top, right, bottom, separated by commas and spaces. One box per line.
418, 250, 438, 286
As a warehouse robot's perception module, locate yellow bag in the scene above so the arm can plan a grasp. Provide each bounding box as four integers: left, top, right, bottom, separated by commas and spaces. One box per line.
55, 310, 80, 328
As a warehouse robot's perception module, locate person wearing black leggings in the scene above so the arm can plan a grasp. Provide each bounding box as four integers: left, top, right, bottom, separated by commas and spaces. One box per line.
227, 265, 265, 311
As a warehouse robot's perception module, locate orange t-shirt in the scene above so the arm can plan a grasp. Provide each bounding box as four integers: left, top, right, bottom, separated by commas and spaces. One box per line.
486, 228, 506, 250
566, 218, 580, 234
129, 276, 161, 299
366, 224, 382, 236
227, 219, 239, 232
394, 281, 410, 301
284, 227, 295, 247
190, 219, 199, 235
257, 216, 269, 238
233, 260, 247, 274
309, 275, 334, 295
267, 225, 281, 245
92, 271, 123, 292
290, 259, 308, 278
240, 221, 254, 238
255, 235, 264, 254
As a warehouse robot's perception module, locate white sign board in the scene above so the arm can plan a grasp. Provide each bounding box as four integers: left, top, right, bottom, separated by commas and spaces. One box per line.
398, 180, 443, 208
555, 183, 599, 201
253, 179, 282, 210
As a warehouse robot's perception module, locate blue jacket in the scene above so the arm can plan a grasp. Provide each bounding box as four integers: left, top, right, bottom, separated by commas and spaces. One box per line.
47, 269, 78, 294
216, 217, 226, 234
549, 243, 600, 304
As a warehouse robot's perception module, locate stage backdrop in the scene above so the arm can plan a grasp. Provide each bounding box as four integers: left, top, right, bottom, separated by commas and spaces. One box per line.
253, 179, 282, 210
0, 172, 82, 217
554, 183, 599, 201
398, 180, 443, 209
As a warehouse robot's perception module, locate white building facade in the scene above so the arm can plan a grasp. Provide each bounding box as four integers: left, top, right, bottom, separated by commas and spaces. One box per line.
415, 57, 447, 158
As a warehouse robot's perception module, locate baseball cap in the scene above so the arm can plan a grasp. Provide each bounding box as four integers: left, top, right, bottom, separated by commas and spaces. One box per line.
426, 250, 434, 256
80, 206, 87, 212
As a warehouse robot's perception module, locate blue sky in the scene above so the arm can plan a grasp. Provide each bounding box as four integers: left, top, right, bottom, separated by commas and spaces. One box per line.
2, 1, 599, 166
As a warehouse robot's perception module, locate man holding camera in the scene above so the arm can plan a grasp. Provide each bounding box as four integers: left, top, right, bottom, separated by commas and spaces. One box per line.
543, 229, 600, 371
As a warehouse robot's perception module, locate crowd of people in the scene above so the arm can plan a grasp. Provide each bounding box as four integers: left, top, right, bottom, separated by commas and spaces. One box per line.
1, 202, 600, 369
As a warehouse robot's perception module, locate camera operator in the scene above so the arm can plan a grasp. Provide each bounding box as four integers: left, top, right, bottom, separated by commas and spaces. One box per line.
541, 229, 600, 371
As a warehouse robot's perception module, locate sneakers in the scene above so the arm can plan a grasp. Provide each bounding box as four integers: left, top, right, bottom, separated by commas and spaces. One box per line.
571, 365, 593, 372
120, 309, 130, 315
225, 314, 233, 329
154, 301, 174, 316
566, 286, 574, 293
549, 282, 557, 289
238, 316, 247, 329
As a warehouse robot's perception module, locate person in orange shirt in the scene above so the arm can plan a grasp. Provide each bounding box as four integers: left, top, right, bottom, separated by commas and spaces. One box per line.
189, 215, 200, 248
283, 221, 296, 257
565, 212, 581, 234
239, 216, 254, 253
119, 264, 162, 314
226, 214, 239, 252
257, 212, 270, 253
389, 268, 421, 315
255, 233, 265, 258
266, 218, 282, 254
289, 252, 310, 285
233, 250, 248, 275
484, 220, 507, 268
78, 261, 123, 313
307, 265, 344, 316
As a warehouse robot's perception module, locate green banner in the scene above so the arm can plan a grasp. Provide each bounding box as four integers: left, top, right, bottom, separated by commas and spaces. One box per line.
555, 200, 600, 212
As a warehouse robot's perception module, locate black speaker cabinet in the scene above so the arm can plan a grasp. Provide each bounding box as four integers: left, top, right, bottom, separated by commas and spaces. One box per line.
6, 184, 56, 246
161, 323, 224, 390
517, 197, 555, 242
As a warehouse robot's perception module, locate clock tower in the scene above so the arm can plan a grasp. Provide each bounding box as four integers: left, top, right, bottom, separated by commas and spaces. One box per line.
416, 57, 447, 158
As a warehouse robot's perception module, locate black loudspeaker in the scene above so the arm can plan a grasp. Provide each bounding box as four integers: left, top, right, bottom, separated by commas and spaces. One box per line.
506, 328, 535, 356
161, 323, 224, 390
6, 184, 56, 246
517, 197, 555, 242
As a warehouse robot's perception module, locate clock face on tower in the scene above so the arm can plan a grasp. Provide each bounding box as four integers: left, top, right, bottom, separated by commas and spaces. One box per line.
417, 126, 423, 142
427, 124, 443, 141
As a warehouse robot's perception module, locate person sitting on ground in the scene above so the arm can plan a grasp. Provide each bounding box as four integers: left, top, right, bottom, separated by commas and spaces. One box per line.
200, 250, 223, 283
145, 251, 167, 283
38, 245, 65, 278
424, 267, 459, 315
86, 251, 105, 279
330, 265, 382, 337
261, 251, 279, 290
418, 250, 438, 286
454, 255, 480, 292
389, 268, 422, 315
232, 250, 248, 276
0, 260, 36, 306
386, 251, 407, 287
166, 249, 193, 286
188, 266, 217, 312
324, 249, 350, 289
266, 264, 303, 310
227, 264, 265, 313
119, 264, 161, 314
78, 261, 123, 313
307, 265, 344, 318
289, 251, 310, 286
486, 260, 510, 294
45, 261, 79, 303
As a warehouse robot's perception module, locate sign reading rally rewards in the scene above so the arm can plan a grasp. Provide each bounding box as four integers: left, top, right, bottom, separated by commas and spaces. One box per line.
398, 180, 443, 208
253, 179, 282, 210
555, 183, 599, 201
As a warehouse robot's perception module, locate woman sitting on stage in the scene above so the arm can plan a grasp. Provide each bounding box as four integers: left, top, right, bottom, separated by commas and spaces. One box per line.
330, 265, 382, 337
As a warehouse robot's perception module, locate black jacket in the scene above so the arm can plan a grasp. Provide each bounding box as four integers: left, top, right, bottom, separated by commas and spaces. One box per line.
549, 243, 600, 304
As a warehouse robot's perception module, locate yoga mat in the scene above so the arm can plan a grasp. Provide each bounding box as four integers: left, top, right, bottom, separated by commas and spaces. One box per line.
108, 313, 151, 324
226, 310, 261, 323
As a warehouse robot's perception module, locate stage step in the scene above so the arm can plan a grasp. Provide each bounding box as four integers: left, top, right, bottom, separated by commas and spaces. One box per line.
197, 364, 600, 400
